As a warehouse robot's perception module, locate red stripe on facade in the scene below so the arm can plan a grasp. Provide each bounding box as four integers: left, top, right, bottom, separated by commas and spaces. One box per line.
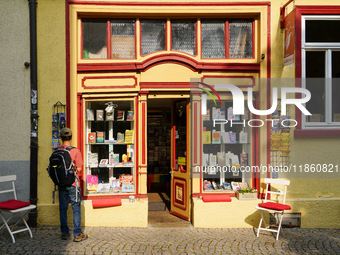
81, 75, 137, 89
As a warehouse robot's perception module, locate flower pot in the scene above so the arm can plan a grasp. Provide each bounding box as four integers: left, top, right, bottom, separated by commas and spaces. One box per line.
236, 191, 257, 200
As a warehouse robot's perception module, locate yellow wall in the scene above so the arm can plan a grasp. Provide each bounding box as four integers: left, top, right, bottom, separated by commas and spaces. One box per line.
37, 0, 340, 228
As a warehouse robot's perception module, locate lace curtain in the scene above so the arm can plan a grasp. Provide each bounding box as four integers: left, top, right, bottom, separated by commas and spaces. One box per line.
111, 20, 135, 59
229, 21, 252, 58
171, 21, 196, 55
141, 20, 166, 55
201, 21, 225, 58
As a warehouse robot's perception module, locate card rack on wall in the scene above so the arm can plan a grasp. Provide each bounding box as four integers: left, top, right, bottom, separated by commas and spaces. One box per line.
52, 101, 67, 149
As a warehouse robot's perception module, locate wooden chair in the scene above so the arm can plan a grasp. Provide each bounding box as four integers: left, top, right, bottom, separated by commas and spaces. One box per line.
0, 175, 36, 243
255, 178, 291, 240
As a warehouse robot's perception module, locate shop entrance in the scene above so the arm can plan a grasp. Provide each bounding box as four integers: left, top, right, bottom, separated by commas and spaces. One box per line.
147, 98, 191, 226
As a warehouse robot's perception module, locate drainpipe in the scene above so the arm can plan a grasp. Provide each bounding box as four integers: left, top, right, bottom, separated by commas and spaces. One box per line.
28, 0, 38, 227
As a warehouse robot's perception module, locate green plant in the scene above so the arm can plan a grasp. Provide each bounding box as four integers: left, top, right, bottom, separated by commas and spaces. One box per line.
237, 187, 257, 194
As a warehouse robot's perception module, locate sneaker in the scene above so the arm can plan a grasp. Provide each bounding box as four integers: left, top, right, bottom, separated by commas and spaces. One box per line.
73, 233, 88, 242
61, 233, 70, 240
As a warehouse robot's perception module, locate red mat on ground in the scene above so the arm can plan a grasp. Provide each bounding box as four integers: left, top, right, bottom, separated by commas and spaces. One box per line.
92, 198, 122, 208
202, 194, 231, 202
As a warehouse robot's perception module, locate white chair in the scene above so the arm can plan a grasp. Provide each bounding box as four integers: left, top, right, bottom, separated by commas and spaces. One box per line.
255, 178, 291, 240
0, 175, 36, 243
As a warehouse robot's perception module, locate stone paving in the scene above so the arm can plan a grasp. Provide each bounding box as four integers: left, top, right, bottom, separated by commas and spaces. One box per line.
0, 226, 339, 254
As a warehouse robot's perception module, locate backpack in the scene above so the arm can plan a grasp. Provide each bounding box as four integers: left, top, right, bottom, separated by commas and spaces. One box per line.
47, 146, 76, 187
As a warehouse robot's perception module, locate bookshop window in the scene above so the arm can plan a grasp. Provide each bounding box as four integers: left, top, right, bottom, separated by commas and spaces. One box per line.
302, 16, 340, 127
202, 100, 252, 192
111, 20, 136, 59
141, 20, 166, 55
82, 20, 107, 59
85, 100, 135, 194
171, 20, 196, 55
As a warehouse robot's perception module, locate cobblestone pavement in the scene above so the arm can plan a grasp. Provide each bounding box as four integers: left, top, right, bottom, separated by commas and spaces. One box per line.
0, 226, 339, 254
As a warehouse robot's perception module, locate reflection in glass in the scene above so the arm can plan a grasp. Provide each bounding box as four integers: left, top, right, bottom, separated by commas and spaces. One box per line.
141, 20, 166, 55
332, 51, 340, 122
229, 21, 253, 58
201, 21, 225, 58
111, 20, 135, 59
83, 20, 107, 59
171, 21, 196, 55
305, 51, 325, 122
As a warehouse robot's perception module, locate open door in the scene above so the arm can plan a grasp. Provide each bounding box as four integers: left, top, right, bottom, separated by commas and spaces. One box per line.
170, 99, 191, 221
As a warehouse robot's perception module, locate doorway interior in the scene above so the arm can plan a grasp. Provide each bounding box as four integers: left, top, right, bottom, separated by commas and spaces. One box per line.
147, 98, 190, 226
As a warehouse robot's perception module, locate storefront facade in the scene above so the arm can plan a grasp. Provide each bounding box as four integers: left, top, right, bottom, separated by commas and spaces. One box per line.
37, 0, 340, 228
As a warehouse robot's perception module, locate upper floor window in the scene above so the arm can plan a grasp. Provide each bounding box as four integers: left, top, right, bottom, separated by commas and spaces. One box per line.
141, 20, 166, 55
302, 16, 340, 128
81, 18, 254, 60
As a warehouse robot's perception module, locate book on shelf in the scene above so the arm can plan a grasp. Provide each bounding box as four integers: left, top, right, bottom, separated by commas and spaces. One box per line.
111, 179, 121, 193
96, 183, 111, 193
231, 154, 240, 169
122, 154, 128, 163
223, 182, 232, 190
202, 153, 209, 166
119, 174, 133, 185
96, 110, 104, 121
238, 182, 249, 190
231, 181, 239, 191
88, 132, 96, 144
212, 107, 219, 120
217, 152, 225, 166
117, 132, 124, 143
126, 111, 134, 121
203, 109, 210, 121
87, 175, 98, 192
203, 180, 213, 190
239, 131, 247, 144
127, 145, 134, 160
99, 159, 108, 167
86, 109, 94, 121
212, 130, 221, 144
240, 153, 248, 166
203, 131, 211, 144
124, 130, 134, 144
219, 109, 226, 119
88, 152, 98, 167
121, 184, 135, 193
228, 132, 237, 144
96, 131, 105, 143
117, 110, 125, 121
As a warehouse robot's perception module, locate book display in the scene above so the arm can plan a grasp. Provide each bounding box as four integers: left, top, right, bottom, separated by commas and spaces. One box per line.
85, 100, 135, 195
202, 100, 251, 192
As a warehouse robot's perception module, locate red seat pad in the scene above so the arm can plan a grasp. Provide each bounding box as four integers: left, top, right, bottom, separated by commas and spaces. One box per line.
92, 198, 122, 208
0, 200, 31, 210
258, 202, 291, 211
202, 194, 231, 202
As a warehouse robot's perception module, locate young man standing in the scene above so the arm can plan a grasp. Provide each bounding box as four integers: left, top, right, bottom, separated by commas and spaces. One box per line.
58, 127, 88, 242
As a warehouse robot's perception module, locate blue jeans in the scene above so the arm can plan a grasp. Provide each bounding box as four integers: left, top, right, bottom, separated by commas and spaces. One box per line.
58, 186, 82, 236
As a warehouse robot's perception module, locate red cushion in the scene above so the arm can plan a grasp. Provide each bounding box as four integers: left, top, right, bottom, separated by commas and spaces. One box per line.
92, 198, 122, 208
258, 202, 291, 211
0, 200, 31, 210
202, 194, 231, 203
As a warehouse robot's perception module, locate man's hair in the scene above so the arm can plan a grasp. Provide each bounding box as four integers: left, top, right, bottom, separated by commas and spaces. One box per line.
61, 135, 72, 141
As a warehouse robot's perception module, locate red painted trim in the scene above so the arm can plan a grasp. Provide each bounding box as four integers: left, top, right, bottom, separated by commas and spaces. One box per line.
202, 75, 255, 87
294, 129, 340, 137
77, 53, 261, 73
172, 124, 178, 171
140, 82, 191, 89
81, 75, 137, 89
142, 102, 146, 165
77, 94, 84, 193
194, 102, 198, 165
225, 21, 229, 59
170, 210, 189, 221
134, 97, 139, 195
68, 1, 271, 7
266, 5, 271, 180
66, 1, 71, 125
172, 177, 187, 210
107, 20, 112, 59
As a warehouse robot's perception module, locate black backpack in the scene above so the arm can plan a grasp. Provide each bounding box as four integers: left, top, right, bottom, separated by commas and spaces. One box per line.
47, 146, 76, 187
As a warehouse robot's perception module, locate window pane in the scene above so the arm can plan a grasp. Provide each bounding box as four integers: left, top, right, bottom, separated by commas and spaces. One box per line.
141, 20, 166, 55
201, 21, 225, 58
229, 21, 253, 58
171, 21, 196, 55
83, 20, 107, 59
306, 20, 340, 43
332, 51, 340, 122
111, 20, 135, 59
305, 51, 325, 122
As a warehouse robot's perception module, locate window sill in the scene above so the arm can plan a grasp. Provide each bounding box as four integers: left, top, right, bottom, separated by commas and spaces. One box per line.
294, 128, 340, 137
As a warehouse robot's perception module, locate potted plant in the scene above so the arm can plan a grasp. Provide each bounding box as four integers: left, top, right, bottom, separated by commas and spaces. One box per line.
236, 187, 257, 200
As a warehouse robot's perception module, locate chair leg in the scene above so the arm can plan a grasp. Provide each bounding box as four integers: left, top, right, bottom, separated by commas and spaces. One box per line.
257, 210, 267, 237
0, 211, 16, 243
20, 211, 33, 238
276, 212, 284, 240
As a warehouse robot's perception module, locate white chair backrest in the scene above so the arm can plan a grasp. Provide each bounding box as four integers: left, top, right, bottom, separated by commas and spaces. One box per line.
0, 175, 17, 200
263, 178, 290, 204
